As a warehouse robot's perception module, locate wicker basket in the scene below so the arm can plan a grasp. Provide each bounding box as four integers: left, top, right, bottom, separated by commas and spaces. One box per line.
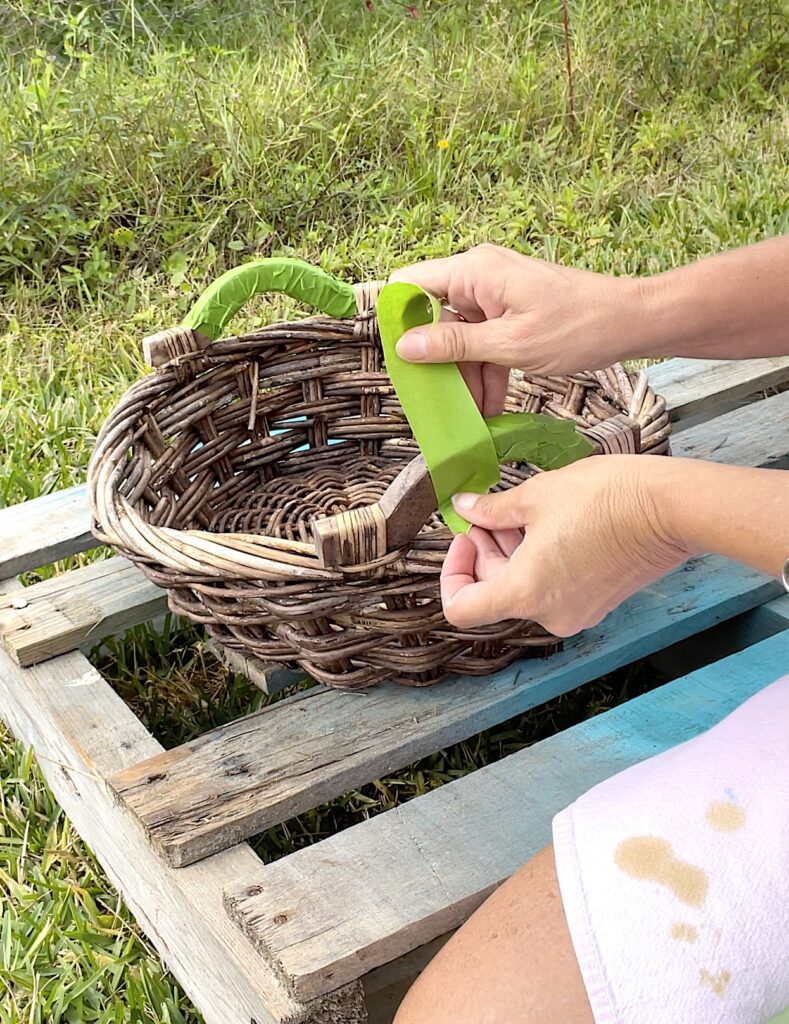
88, 274, 671, 690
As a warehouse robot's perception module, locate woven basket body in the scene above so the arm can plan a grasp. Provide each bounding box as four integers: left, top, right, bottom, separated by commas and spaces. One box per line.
88, 286, 671, 689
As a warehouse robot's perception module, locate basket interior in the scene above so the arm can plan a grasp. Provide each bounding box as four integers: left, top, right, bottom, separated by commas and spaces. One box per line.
121, 320, 464, 544
116, 315, 648, 553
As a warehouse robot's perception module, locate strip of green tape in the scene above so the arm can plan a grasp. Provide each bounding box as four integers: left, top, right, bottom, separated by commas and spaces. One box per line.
377, 282, 501, 533
377, 281, 594, 533
487, 413, 594, 470
183, 257, 357, 340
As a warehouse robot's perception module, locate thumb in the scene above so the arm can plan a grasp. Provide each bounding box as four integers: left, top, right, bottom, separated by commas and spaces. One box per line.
451, 485, 529, 530
396, 318, 514, 366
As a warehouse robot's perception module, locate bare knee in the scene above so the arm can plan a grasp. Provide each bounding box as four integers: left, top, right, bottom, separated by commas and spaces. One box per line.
393, 845, 593, 1024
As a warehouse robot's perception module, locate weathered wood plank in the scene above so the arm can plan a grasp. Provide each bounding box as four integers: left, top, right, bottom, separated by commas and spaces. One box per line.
744, 591, 789, 626
0, 557, 167, 667
109, 555, 782, 867
206, 639, 307, 695
645, 355, 789, 427
673, 386, 789, 466
7, 384, 789, 671
224, 627, 789, 1001
0, 484, 94, 578
0, 596, 366, 1024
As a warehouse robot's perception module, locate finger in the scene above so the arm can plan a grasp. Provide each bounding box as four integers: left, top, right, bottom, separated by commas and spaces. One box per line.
396, 317, 518, 367
467, 525, 510, 582
441, 532, 521, 627
441, 570, 521, 628
452, 483, 531, 530
482, 361, 509, 417
490, 527, 524, 558
438, 306, 488, 412
458, 362, 484, 412
440, 533, 478, 607
389, 256, 484, 321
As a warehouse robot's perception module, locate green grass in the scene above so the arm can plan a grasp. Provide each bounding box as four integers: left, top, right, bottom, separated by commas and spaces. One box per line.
1, 0, 787, 1020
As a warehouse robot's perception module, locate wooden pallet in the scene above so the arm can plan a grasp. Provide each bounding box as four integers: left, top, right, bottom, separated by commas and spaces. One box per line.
2, 355, 789, 1024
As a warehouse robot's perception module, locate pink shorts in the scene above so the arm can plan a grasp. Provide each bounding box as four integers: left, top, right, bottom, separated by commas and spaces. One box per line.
553, 674, 789, 1024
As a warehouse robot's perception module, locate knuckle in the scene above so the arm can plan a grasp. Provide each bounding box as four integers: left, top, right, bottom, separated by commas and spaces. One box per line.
388, 265, 414, 283
473, 492, 498, 516
437, 324, 467, 361
468, 242, 511, 266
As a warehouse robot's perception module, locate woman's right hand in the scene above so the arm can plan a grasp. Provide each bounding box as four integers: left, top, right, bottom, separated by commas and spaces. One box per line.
390, 244, 647, 398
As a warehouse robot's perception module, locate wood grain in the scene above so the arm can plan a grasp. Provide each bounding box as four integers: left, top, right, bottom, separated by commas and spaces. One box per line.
0, 484, 94, 578
0, 612, 367, 1023
109, 554, 782, 866
673, 386, 789, 466
206, 639, 307, 695
223, 626, 789, 1000
647, 355, 789, 427
0, 557, 166, 667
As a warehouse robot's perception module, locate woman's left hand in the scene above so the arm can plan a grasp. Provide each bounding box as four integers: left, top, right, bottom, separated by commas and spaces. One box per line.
441, 455, 692, 636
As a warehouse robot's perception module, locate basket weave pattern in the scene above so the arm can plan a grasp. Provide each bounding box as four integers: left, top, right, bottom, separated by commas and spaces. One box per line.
88, 284, 671, 689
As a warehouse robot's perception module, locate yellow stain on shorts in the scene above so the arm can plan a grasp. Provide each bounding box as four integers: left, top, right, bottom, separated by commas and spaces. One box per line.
614, 836, 709, 906
671, 923, 699, 943
700, 969, 732, 997
706, 800, 745, 832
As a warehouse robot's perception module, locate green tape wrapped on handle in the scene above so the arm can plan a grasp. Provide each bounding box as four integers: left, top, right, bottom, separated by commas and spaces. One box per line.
486, 413, 596, 468
377, 281, 594, 533
183, 257, 357, 340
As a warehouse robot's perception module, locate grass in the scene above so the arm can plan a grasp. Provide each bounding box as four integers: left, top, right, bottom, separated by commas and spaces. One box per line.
0, 0, 787, 1020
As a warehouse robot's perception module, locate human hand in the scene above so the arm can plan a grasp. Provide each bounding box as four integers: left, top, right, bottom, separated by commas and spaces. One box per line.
390, 244, 645, 414
440, 455, 691, 636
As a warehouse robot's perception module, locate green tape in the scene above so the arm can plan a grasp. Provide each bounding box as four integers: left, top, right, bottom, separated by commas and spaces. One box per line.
377, 282, 501, 533
377, 281, 594, 532
487, 413, 594, 470
183, 257, 357, 340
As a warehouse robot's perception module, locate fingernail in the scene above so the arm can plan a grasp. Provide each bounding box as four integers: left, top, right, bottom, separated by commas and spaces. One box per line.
396, 330, 428, 361
452, 492, 479, 513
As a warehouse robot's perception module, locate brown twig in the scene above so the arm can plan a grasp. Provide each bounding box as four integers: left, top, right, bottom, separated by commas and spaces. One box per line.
561, 0, 575, 118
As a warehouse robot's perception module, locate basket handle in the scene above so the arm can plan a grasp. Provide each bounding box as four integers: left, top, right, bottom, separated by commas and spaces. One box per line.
143, 258, 358, 365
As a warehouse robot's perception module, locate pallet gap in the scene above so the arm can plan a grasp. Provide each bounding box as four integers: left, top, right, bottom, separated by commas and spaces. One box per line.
648, 598, 789, 680
87, 615, 318, 752
244, 654, 672, 867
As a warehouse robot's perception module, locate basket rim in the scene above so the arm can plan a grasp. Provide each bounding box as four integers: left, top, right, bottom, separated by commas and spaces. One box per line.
87, 312, 670, 584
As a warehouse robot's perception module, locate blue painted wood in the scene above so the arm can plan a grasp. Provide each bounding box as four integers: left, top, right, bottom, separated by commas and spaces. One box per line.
229, 629, 789, 997
0, 484, 93, 578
